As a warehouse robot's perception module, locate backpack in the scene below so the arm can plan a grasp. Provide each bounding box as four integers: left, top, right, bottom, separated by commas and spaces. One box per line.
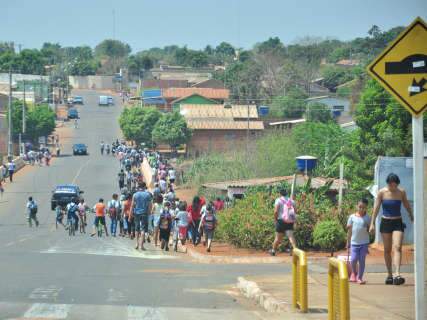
29, 201, 38, 215
280, 197, 296, 223
109, 201, 118, 218
68, 203, 77, 215
204, 213, 216, 230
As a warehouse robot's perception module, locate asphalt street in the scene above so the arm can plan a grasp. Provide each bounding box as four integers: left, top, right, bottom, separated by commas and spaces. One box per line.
0, 90, 286, 320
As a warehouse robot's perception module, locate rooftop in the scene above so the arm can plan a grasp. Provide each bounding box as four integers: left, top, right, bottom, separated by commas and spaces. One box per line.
180, 104, 259, 119
187, 119, 264, 130
202, 175, 347, 191
163, 87, 230, 100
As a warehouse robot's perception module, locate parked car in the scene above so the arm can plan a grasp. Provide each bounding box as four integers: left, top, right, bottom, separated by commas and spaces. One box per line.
67, 108, 79, 119
99, 95, 109, 106
51, 184, 84, 210
72, 143, 88, 155
73, 96, 84, 104
67, 97, 74, 106
107, 96, 114, 105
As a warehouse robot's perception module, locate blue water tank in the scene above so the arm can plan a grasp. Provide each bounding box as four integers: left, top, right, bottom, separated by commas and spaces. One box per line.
332, 110, 341, 117
258, 105, 269, 116
296, 155, 317, 172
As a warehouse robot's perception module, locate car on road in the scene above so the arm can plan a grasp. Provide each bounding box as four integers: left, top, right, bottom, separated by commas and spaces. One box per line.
51, 184, 84, 210
67, 108, 79, 119
72, 143, 88, 155
107, 96, 114, 105
73, 96, 84, 104
99, 95, 109, 106
67, 97, 74, 106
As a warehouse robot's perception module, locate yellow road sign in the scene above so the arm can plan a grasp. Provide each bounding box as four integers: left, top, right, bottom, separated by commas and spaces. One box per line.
367, 17, 427, 117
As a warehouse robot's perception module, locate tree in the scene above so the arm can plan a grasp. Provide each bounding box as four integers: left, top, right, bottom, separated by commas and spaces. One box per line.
26, 105, 56, 141
119, 107, 161, 145
306, 102, 334, 123
321, 66, 355, 90
271, 88, 307, 118
94, 39, 131, 59
127, 54, 153, 76
152, 112, 192, 150
7, 102, 56, 142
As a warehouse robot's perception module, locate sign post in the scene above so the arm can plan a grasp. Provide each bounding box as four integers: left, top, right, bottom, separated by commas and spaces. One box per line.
367, 17, 426, 320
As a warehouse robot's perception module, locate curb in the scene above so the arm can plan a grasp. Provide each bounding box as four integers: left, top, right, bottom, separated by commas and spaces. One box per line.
236, 276, 290, 313
186, 247, 290, 264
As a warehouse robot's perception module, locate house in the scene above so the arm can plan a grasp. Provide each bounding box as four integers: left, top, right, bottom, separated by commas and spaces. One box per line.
141, 89, 167, 110
163, 87, 230, 110
180, 104, 258, 120
306, 95, 351, 118
335, 59, 360, 67
142, 79, 188, 89
191, 78, 224, 89
202, 174, 347, 199
186, 119, 264, 156
150, 65, 213, 84
171, 94, 219, 111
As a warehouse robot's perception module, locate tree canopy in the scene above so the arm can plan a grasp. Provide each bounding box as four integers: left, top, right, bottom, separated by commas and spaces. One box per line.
152, 112, 192, 148
119, 107, 162, 145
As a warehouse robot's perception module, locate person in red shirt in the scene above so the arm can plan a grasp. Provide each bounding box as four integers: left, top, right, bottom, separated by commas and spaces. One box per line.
187, 196, 206, 245
213, 197, 224, 212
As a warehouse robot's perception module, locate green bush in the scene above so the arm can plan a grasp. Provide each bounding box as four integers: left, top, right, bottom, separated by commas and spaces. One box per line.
216, 192, 276, 250
294, 208, 317, 249
312, 220, 346, 256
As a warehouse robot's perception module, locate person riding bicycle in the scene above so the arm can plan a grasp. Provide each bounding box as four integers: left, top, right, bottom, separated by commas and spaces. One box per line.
55, 204, 65, 229
91, 198, 109, 237
66, 199, 79, 231
100, 141, 105, 155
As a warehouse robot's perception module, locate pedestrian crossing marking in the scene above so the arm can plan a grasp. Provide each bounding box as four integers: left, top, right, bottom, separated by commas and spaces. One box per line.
23, 303, 70, 319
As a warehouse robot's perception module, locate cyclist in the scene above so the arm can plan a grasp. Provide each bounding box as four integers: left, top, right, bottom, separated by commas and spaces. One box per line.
26, 196, 39, 227
66, 199, 79, 232
100, 141, 105, 155
74, 119, 78, 129
55, 204, 65, 229
91, 198, 109, 237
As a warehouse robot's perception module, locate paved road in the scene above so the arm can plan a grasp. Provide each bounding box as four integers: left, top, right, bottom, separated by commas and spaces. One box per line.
0, 90, 285, 320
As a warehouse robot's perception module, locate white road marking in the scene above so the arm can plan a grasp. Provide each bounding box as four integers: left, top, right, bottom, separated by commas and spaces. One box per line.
107, 288, 126, 303
71, 158, 91, 184
41, 239, 176, 260
5, 241, 15, 246
23, 303, 70, 319
127, 306, 167, 320
29, 286, 62, 300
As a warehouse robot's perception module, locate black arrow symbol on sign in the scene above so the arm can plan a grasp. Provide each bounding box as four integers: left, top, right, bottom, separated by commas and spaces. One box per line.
409, 78, 426, 96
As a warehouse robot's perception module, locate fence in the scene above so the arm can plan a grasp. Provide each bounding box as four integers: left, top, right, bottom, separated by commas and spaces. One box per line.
328, 258, 350, 320
292, 248, 308, 313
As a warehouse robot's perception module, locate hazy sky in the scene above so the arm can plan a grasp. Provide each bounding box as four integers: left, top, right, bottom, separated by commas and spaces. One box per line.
1, 0, 426, 52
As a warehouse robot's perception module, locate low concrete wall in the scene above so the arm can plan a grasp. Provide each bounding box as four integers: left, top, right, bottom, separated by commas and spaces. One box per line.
69, 76, 115, 90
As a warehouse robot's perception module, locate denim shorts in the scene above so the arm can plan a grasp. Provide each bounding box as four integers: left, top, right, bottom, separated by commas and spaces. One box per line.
134, 214, 148, 233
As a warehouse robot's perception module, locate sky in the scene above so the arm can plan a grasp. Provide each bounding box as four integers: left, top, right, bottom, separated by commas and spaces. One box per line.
1, 0, 426, 52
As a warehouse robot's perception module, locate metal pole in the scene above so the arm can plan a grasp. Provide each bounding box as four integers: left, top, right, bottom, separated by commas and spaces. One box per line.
338, 162, 344, 213
412, 115, 425, 320
22, 79, 26, 134
7, 69, 13, 158
18, 133, 21, 156
246, 103, 249, 154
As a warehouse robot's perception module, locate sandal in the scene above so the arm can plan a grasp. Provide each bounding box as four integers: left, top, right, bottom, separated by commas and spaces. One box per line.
385, 276, 394, 285
393, 276, 405, 285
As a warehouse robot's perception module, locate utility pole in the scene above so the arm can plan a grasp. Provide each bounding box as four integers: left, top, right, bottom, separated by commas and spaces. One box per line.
23, 79, 26, 134
7, 69, 13, 158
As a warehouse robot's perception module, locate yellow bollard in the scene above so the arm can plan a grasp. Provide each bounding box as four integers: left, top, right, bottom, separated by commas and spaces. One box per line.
292, 248, 308, 313
328, 258, 350, 320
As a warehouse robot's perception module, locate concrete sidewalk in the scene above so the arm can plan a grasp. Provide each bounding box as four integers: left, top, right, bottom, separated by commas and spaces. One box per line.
239, 269, 414, 320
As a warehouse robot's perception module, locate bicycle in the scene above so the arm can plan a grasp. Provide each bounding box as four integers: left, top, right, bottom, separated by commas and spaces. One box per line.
96, 218, 104, 237
68, 216, 76, 236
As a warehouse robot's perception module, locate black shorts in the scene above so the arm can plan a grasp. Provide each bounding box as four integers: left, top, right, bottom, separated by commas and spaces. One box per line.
159, 228, 171, 241
380, 218, 405, 233
275, 220, 294, 233
134, 214, 149, 233
94, 216, 105, 226
169, 178, 175, 184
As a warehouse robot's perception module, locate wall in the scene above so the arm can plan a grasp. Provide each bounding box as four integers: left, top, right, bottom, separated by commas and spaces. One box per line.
187, 129, 260, 156
172, 95, 218, 110
307, 97, 350, 113
68, 76, 115, 90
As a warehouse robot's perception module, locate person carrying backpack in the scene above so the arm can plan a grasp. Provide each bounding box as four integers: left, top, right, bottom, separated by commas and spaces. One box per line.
66, 199, 79, 231
26, 196, 39, 227
108, 193, 121, 237
270, 189, 297, 256
199, 203, 217, 253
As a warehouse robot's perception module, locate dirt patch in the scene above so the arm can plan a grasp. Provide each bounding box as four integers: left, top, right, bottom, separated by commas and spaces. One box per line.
175, 186, 198, 203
